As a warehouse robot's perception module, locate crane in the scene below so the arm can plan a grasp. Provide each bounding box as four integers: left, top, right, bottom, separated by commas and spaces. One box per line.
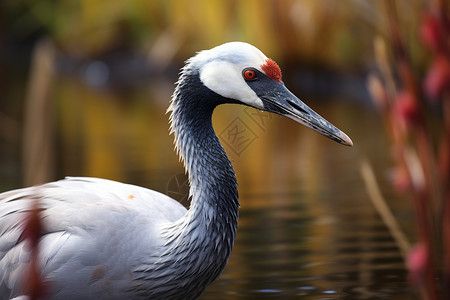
0, 42, 352, 299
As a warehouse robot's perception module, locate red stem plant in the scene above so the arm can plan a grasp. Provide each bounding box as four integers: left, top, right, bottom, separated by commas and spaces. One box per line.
367, 1, 450, 299
21, 193, 47, 299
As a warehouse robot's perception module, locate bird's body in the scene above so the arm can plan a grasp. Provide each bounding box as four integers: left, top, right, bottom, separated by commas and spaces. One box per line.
0, 42, 352, 299
0, 177, 228, 299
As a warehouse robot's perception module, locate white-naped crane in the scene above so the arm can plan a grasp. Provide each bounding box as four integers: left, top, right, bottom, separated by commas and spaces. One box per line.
0, 42, 352, 300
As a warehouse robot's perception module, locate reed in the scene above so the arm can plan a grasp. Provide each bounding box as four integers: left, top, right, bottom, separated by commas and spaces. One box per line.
22, 38, 56, 186
365, 1, 450, 299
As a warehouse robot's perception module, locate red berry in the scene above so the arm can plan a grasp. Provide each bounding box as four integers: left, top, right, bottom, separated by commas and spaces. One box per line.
424, 56, 450, 101
394, 91, 422, 127
420, 13, 443, 52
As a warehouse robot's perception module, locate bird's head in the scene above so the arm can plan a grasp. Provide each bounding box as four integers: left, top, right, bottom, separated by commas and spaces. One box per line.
187, 42, 352, 146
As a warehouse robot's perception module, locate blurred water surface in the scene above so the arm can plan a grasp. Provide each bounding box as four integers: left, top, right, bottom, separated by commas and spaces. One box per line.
1, 73, 415, 299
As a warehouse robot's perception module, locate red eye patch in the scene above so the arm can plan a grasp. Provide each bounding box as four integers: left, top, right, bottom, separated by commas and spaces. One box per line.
261, 58, 282, 83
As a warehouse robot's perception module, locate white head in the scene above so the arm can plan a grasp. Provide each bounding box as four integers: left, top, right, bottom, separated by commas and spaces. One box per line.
188, 42, 279, 109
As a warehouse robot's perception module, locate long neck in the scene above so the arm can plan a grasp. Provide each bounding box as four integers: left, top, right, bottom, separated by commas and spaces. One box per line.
170, 82, 239, 231
162, 67, 239, 297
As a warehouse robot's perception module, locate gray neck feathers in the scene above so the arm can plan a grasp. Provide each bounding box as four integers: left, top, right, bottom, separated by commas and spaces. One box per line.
154, 64, 239, 298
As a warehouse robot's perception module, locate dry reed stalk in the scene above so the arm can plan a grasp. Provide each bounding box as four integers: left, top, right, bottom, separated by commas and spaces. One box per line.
23, 38, 56, 186
360, 159, 411, 258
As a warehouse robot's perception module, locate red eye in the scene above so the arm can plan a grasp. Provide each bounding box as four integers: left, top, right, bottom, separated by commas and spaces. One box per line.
243, 69, 256, 80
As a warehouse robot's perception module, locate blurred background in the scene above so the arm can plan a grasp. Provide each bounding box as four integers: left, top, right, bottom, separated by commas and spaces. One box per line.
1, 0, 447, 299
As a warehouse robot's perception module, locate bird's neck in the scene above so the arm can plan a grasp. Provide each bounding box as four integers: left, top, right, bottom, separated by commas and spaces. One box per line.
163, 68, 239, 294
170, 96, 239, 227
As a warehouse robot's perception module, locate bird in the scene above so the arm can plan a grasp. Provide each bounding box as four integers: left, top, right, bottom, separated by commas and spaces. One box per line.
0, 42, 352, 300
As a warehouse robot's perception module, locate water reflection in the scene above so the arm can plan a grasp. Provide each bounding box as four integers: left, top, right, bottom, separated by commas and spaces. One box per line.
12, 76, 416, 299
203, 191, 410, 299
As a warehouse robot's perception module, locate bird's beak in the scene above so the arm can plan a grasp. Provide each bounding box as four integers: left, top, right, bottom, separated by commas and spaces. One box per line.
249, 78, 353, 146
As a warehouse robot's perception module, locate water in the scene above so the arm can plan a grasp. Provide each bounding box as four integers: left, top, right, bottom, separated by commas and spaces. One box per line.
2, 76, 416, 299
203, 192, 411, 299
201, 105, 413, 299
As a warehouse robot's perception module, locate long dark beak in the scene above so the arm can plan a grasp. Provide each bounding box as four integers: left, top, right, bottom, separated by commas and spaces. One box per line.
247, 75, 353, 146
